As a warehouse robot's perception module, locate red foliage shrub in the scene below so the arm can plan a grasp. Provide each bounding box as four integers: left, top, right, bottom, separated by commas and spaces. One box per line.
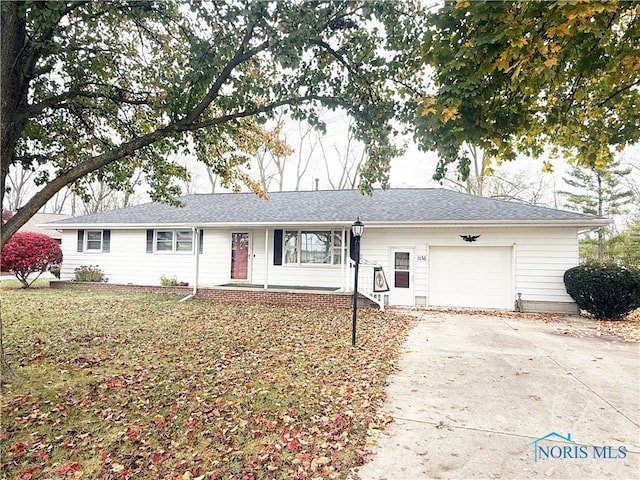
2, 210, 13, 225
1, 232, 63, 287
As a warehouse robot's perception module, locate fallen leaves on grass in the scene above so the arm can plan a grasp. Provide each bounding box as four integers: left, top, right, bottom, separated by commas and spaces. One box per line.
1, 290, 415, 479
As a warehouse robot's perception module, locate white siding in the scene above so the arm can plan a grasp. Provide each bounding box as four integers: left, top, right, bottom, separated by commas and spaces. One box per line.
198, 230, 233, 285
253, 228, 347, 289
61, 229, 202, 286
59, 224, 580, 307
60, 227, 348, 289
359, 228, 429, 299
511, 228, 579, 303
358, 226, 579, 306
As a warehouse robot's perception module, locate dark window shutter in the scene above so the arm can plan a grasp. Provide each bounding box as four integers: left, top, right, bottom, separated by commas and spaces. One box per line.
349, 231, 356, 262
102, 230, 111, 252
199, 229, 204, 254
146, 229, 154, 253
77, 230, 84, 252
273, 229, 283, 265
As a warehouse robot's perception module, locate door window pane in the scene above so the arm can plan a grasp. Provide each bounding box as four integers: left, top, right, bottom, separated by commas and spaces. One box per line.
395, 252, 410, 270
395, 271, 410, 288
394, 252, 410, 288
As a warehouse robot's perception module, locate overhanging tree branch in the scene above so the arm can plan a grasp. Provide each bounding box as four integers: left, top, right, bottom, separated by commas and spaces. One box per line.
309, 39, 353, 72
23, 87, 155, 121
1, 91, 357, 246
189, 95, 355, 130
596, 79, 640, 108
3, 1, 422, 249
184, 20, 266, 123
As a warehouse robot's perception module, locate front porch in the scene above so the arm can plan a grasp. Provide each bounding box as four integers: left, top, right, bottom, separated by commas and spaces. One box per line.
197, 284, 359, 308
218, 284, 339, 291
215, 257, 387, 311
50, 281, 376, 309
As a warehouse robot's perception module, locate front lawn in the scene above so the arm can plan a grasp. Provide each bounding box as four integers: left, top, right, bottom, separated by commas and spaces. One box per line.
1, 289, 414, 479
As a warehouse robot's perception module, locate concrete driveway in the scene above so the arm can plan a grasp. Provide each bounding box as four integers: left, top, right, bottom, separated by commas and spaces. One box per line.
352, 311, 639, 480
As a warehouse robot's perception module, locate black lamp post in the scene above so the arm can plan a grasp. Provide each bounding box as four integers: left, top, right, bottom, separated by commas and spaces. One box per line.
351, 217, 364, 346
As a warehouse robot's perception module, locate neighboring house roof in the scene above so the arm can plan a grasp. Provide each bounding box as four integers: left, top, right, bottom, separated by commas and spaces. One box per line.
19, 213, 72, 239
45, 188, 609, 228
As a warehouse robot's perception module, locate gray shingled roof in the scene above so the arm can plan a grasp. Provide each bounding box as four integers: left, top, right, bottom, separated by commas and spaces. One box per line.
20, 213, 72, 239
46, 188, 607, 227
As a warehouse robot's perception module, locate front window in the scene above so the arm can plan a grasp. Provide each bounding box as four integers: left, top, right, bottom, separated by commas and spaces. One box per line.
86, 230, 103, 251
284, 229, 344, 265
176, 231, 193, 252
284, 231, 298, 264
156, 231, 174, 251
332, 232, 344, 264
301, 231, 331, 264
155, 230, 193, 253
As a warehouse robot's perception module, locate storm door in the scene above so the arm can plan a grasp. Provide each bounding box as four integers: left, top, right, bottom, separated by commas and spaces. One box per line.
389, 249, 414, 306
230, 232, 250, 281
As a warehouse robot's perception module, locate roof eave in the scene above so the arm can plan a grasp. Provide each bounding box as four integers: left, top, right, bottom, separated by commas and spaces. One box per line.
363, 219, 611, 228
46, 218, 611, 230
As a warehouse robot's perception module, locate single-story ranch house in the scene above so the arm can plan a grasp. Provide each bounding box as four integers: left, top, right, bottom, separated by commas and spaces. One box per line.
46, 188, 608, 313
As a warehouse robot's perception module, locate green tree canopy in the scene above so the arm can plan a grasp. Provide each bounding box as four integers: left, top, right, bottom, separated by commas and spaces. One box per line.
561, 160, 633, 219
590, 220, 640, 266
1, 0, 428, 247
413, 0, 640, 182
560, 158, 633, 262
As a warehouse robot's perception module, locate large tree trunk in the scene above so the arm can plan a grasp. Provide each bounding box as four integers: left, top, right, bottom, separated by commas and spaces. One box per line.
1, 2, 29, 215
1, 1, 27, 385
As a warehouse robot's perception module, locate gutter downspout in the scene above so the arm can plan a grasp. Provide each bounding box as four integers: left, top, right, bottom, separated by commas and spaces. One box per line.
264, 228, 269, 289
341, 227, 346, 291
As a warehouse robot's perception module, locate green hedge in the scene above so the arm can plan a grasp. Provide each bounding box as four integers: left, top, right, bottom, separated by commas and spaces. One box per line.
564, 263, 640, 319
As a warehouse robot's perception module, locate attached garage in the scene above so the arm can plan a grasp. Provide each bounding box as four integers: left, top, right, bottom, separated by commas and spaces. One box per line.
428, 246, 513, 309
48, 189, 609, 313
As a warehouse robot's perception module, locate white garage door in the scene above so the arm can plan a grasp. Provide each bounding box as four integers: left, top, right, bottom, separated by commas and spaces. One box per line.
429, 246, 513, 309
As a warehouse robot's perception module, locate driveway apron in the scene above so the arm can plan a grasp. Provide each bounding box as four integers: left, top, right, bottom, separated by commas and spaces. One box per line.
352, 311, 640, 480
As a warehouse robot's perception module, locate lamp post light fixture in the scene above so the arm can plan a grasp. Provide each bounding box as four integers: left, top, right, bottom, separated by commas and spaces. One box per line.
351, 217, 364, 346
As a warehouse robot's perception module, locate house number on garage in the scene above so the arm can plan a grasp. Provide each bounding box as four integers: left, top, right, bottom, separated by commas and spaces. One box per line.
417, 255, 427, 261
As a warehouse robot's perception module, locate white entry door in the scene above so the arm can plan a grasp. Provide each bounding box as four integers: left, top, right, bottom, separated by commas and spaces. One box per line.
389, 249, 414, 306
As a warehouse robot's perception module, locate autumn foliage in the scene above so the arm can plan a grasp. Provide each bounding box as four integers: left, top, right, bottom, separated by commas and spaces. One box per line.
1, 232, 62, 288
1, 291, 415, 479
